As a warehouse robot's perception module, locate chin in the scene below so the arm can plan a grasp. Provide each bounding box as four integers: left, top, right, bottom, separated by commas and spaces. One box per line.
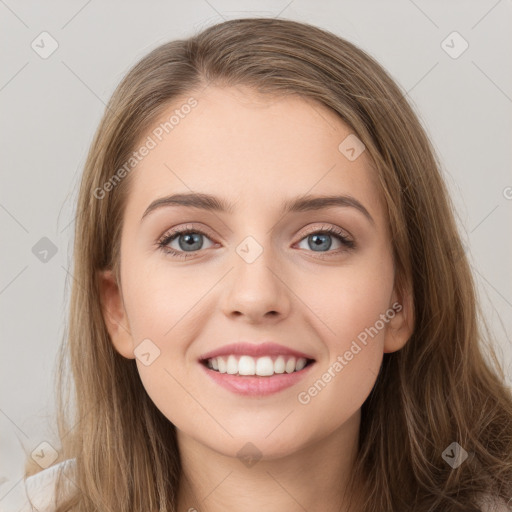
202, 423, 315, 462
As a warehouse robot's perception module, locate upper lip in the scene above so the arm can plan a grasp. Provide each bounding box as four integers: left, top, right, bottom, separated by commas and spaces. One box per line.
199, 342, 315, 361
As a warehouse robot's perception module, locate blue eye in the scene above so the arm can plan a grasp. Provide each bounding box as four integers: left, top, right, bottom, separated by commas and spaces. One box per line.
157, 224, 355, 260
296, 226, 355, 253
157, 228, 215, 259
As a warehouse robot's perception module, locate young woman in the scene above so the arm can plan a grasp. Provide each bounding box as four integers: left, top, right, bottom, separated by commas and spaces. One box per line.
17, 17, 512, 512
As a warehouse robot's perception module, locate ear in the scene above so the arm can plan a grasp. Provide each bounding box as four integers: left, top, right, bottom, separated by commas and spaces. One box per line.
383, 284, 414, 354
97, 269, 135, 359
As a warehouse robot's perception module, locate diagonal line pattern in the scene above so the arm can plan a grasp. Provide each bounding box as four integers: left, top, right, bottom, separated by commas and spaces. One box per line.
0, 265, 28, 295
407, 0, 439, 28
471, 264, 512, 308
61, 61, 107, 107
469, 205, 499, 233
201, 0, 227, 21
61, 61, 125, 124
274, 0, 295, 19
265, 409, 295, 438
0, 204, 29, 233
0, 0, 28, 28
200, 470, 233, 503
472, 61, 512, 104
471, 0, 503, 30
265, 470, 309, 511
0, 62, 29, 92
0, 476, 24, 502
0, 408, 29, 439
403, 61, 439, 98
61, 0, 93, 29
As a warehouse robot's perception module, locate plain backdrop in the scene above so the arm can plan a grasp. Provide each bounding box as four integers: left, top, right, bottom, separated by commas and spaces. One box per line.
1, 0, 511, 506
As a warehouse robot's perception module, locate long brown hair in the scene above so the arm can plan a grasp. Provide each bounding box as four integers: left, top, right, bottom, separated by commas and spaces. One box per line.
23, 17, 512, 511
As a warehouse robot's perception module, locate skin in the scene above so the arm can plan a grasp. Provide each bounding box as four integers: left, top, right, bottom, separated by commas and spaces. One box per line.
99, 85, 414, 512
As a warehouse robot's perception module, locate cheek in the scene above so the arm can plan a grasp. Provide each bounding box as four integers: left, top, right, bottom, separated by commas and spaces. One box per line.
301, 250, 395, 351
121, 251, 206, 342
294, 250, 394, 407
120, 261, 209, 432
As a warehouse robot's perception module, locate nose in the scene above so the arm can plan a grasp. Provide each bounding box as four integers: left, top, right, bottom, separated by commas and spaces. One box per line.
221, 238, 291, 324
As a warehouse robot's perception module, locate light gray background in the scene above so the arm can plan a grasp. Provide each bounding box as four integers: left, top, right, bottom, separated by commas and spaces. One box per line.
1, 0, 511, 506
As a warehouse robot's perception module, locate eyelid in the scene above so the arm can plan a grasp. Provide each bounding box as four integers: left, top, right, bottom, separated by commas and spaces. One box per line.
158, 222, 352, 244
299, 223, 353, 240
157, 221, 355, 260
158, 223, 218, 242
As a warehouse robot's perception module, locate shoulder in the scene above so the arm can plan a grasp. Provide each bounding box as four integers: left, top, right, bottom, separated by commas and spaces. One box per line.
13, 458, 77, 512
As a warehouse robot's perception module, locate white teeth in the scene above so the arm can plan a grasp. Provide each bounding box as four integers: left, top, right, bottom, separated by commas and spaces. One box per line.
206, 355, 311, 376
256, 356, 274, 376
295, 357, 307, 371
285, 357, 296, 373
274, 356, 286, 374
218, 357, 227, 373
226, 355, 238, 374
238, 355, 256, 375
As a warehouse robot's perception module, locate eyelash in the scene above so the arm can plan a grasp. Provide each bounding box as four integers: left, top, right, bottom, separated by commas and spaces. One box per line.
157, 226, 355, 259
156, 224, 355, 260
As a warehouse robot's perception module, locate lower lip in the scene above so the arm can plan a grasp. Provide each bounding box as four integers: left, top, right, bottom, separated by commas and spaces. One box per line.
199, 360, 315, 396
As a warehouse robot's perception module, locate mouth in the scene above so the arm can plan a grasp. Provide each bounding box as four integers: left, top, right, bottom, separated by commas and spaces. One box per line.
200, 354, 316, 377
199, 354, 316, 396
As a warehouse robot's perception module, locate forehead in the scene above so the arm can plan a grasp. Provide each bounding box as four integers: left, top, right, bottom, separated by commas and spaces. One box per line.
123, 86, 384, 223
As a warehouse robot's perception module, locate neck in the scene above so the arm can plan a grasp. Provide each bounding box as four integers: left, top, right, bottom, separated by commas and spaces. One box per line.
176, 409, 363, 512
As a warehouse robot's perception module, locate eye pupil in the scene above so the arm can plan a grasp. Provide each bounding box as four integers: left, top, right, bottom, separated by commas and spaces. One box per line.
161, 227, 351, 259
309, 233, 332, 251
179, 233, 203, 251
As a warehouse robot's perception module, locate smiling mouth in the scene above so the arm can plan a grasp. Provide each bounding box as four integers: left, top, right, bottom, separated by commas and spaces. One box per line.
200, 354, 316, 377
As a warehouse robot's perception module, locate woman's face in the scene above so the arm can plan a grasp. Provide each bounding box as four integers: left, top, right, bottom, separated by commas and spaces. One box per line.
100, 85, 412, 459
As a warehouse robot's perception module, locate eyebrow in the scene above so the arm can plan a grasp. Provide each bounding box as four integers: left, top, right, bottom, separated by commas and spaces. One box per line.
140, 192, 374, 225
